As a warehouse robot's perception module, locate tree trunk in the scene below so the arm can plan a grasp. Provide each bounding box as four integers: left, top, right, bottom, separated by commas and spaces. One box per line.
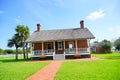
23, 45, 26, 59
15, 47, 18, 60
22, 37, 26, 59
26, 43, 28, 59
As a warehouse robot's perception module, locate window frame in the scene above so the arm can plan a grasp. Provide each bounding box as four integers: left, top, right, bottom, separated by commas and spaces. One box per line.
47, 43, 52, 50
69, 42, 74, 49
57, 41, 63, 50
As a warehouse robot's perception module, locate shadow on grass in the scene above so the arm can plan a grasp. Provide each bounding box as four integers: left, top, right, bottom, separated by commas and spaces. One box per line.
0, 58, 30, 63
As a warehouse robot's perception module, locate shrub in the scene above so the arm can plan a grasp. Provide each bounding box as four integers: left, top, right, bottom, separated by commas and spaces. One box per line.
0, 48, 4, 54
4, 49, 14, 54
114, 38, 120, 51
101, 40, 112, 53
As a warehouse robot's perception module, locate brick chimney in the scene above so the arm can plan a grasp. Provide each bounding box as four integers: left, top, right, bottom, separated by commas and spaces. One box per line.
37, 24, 41, 31
80, 20, 84, 29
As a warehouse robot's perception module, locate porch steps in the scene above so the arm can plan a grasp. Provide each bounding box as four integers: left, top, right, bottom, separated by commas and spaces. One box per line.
54, 54, 65, 60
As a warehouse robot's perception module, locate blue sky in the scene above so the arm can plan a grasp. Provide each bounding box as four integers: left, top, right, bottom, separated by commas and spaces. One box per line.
0, 0, 120, 49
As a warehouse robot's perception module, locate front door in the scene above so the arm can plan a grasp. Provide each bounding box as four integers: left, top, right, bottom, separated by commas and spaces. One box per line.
55, 41, 64, 54
46, 43, 53, 54
68, 42, 74, 53
47, 43, 52, 50
69, 42, 74, 49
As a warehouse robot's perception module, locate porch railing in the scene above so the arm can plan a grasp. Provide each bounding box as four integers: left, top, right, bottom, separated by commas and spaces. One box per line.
33, 48, 90, 56
33, 49, 54, 56
65, 48, 89, 54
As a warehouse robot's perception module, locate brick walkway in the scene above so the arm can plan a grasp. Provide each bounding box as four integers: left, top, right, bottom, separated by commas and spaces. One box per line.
27, 57, 102, 80
27, 60, 63, 80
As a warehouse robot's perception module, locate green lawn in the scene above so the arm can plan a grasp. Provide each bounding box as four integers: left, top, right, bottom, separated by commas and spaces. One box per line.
92, 52, 120, 59
0, 56, 49, 80
1, 53, 120, 80
55, 60, 120, 80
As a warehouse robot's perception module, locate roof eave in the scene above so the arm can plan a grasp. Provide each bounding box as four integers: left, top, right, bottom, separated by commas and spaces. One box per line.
25, 37, 95, 43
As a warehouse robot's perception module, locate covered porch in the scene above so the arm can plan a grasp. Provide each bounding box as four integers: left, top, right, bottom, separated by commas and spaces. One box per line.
30, 39, 91, 60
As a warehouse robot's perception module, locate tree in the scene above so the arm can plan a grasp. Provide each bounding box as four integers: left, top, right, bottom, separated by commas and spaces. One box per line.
4, 49, 14, 54
24, 26, 30, 59
0, 48, 5, 54
15, 25, 30, 59
114, 38, 120, 51
7, 33, 21, 60
101, 40, 112, 53
93, 41, 98, 43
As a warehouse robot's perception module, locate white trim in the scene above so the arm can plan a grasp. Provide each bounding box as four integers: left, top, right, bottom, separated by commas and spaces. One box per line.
64, 41, 65, 50
53, 41, 55, 59
64, 40, 65, 59
32, 55, 53, 57
57, 41, 63, 50
42, 42, 44, 55
32, 47, 90, 57
69, 41, 74, 48
87, 39, 90, 53
65, 52, 90, 55
30, 43, 33, 56
75, 40, 78, 54
53, 41, 55, 51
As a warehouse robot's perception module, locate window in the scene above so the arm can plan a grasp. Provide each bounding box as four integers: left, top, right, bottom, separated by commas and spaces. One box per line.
69, 42, 74, 48
58, 42, 63, 50
47, 43, 52, 50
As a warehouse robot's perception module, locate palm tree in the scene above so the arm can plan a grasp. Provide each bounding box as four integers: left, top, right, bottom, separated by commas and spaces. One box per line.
24, 26, 30, 59
15, 25, 30, 59
7, 33, 21, 60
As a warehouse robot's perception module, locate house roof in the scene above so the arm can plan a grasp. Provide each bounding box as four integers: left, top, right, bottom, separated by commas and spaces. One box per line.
90, 42, 103, 48
26, 28, 95, 42
90, 43, 99, 47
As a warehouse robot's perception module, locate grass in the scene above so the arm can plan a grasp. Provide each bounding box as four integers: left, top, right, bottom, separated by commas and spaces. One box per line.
55, 60, 120, 80
0, 53, 120, 80
0, 56, 50, 80
92, 52, 120, 59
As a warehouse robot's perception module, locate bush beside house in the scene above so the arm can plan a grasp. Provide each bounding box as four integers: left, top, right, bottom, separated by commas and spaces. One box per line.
91, 40, 112, 53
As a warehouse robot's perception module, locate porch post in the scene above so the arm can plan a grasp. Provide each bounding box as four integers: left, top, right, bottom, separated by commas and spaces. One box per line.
63, 40, 65, 59
53, 41, 55, 51
53, 41, 55, 53
42, 42, 44, 55
87, 39, 90, 53
53, 41, 55, 59
75, 40, 78, 54
64, 40, 65, 50
30, 43, 33, 55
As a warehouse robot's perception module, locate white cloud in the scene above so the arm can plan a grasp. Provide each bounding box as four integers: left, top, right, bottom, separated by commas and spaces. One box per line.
0, 10, 4, 14
86, 9, 105, 20
108, 26, 120, 38
37, 0, 64, 7
15, 16, 21, 22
